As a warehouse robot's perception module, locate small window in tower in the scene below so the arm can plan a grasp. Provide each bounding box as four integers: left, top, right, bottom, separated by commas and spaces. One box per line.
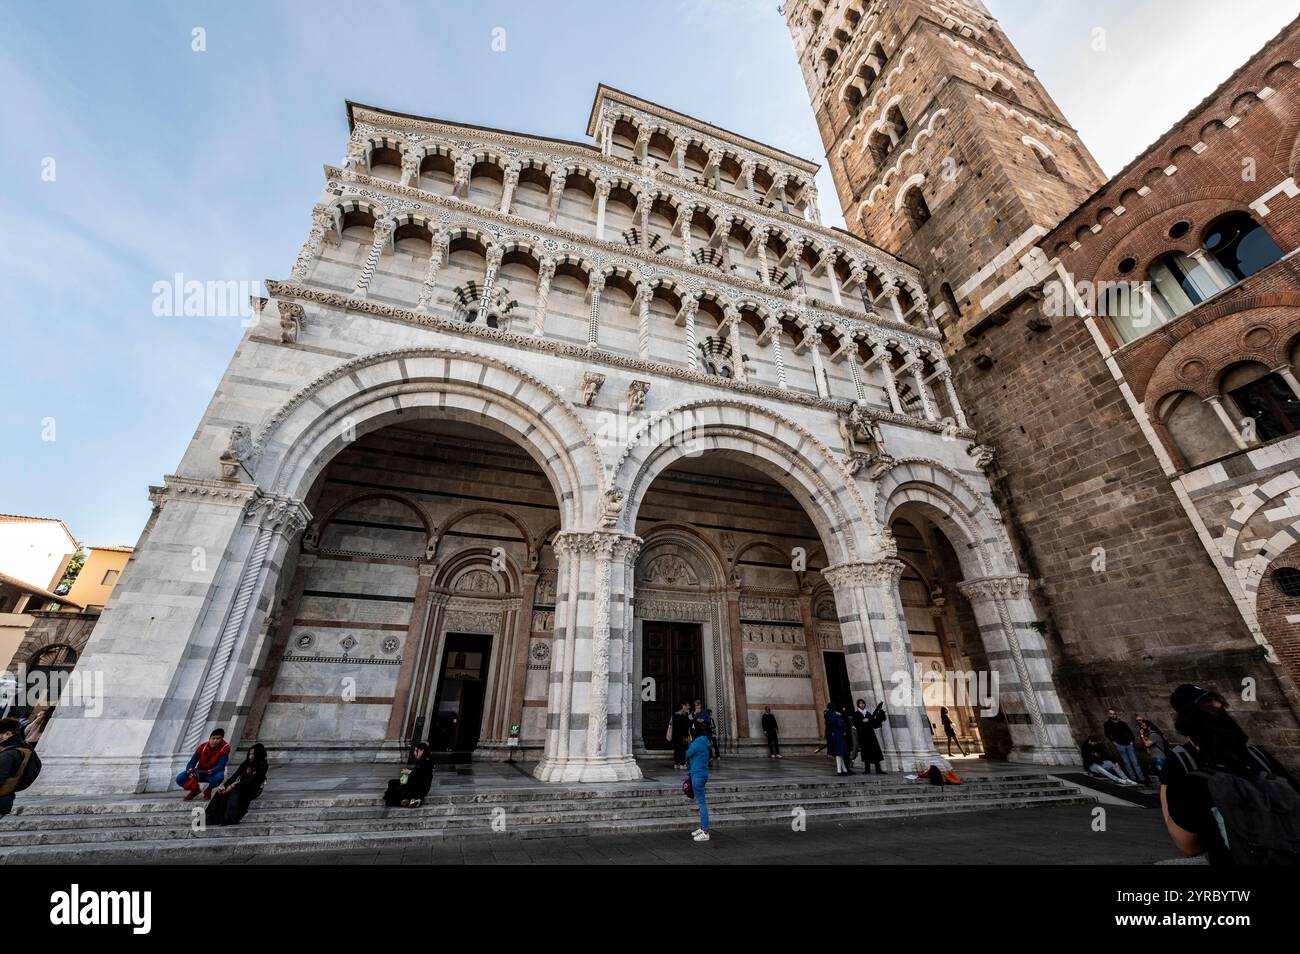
904, 187, 931, 230
1275, 567, 1300, 598
1168, 221, 1191, 240
1118, 257, 1137, 275
1033, 147, 1061, 178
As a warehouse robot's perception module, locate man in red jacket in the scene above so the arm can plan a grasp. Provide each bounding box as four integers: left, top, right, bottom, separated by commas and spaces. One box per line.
176, 728, 231, 801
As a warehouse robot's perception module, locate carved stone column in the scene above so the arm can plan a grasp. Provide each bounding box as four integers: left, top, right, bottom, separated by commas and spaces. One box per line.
586, 269, 605, 348
725, 307, 747, 384
822, 559, 940, 770
416, 232, 449, 312
533, 255, 556, 337
385, 562, 437, 743
756, 230, 771, 286
797, 590, 829, 721
547, 172, 566, 225
940, 370, 968, 429
478, 243, 504, 317
353, 216, 395, 298
534, 530, 643, 783
291, 205, 336, 281
505, 570, 539, 748
724, 587, 750, 741
594, 178, 611, 241
877, 343, 904, 414
635, 282, 654, 359
680, 295, 700, 371
500, 161, 521, 214
955, 574, 1076, 764
680, 207, 693, 265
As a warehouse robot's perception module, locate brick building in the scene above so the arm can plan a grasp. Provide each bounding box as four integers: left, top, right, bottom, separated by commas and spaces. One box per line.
787, 0, 1300, 754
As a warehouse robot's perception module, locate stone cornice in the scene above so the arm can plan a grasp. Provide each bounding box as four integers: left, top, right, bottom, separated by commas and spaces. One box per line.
151, 475, 261, 508
262, 280, 974, 442
323, 166, 940, 344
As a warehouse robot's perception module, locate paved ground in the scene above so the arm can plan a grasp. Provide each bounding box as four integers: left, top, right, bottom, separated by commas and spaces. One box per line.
85, 803, 1174, 865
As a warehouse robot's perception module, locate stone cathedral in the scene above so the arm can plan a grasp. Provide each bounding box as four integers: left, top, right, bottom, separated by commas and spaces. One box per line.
40, 0, 1300, 794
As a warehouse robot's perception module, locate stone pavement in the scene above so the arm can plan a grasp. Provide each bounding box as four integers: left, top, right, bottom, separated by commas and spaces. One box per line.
92, 804, 1175, 865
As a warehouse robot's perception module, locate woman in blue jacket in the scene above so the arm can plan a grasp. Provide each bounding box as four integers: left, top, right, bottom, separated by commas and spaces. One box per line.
686, 722, 712, 842
825, 706, 850, 776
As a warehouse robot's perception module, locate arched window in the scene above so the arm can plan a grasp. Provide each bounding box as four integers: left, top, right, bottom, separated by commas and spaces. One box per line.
1273, 567, 1300, 598
1158, 390, 1238, 468
941, 282, 961, 323
1202, 212, 1283, 283
1147, 251, 1219, 318
1035, 148, 1060, 178
1101, 281, 1167, 345
903, 186, 931, 230
1222, 362, 1300, 443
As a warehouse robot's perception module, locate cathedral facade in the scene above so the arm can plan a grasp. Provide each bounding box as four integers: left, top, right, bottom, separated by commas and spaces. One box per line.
35, 84, 1076, 793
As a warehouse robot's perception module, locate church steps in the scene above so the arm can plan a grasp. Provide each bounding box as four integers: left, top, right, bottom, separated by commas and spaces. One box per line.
0, 791, 1093, 862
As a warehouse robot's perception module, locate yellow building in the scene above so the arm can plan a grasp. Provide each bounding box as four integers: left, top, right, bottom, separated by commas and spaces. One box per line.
63, 546, 133, 613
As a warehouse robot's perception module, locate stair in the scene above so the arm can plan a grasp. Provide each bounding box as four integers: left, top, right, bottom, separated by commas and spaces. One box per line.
0, 773, 1094, 863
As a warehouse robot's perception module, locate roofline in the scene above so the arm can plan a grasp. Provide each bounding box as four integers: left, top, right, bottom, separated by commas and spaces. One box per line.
0, 571, 82, 608
346, 100, 600, 154
0, 514, 79, 550
586, 84, 821, 173
1049, 13, 1300, 242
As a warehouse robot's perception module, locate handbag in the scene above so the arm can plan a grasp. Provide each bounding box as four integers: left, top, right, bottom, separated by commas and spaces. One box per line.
666, 721, 674, 743
682, 776, 694, 799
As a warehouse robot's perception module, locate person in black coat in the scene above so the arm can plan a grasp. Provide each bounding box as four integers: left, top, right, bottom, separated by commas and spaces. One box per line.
384, 743, 434, 808
205, 743, 269, 826
940, 706, 967, 756
671, 703, 694, 769
852, 699, 886, 773
760, 706, 782, 758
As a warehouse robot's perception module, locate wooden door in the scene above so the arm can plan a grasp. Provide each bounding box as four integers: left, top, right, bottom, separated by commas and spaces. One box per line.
641, 621, 703, 749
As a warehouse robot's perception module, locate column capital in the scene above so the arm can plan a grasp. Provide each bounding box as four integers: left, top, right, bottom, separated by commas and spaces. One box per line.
956, 574, 1031, 603
244, 491, 312, 539
822, 558, 905, 589
551, 529, 642, 563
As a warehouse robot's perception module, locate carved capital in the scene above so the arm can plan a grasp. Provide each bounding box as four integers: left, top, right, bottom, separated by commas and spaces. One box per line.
822, 559, 905, 590
957, 574, 1031, 604
244, 492, 312, 538
580, 371, 605, 406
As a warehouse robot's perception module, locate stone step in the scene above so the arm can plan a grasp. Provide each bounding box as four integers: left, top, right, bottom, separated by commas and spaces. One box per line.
4, 777, 1070, 832
0, 786, 1080, 846
0, 792, 1095, 863
10, 774, 1063, 817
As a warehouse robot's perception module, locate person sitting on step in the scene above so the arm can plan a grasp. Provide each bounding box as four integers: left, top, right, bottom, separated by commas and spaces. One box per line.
384, 742, 434, 808
176, 729, 231, 801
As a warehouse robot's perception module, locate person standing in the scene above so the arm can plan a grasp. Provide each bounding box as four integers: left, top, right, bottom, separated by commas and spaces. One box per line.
671, 702, 694, 769
1104, 708, 1146, 782
1136, 715, 1169, 776
825, 705, 850, 776
693, 700, 718, 763
176, 729, 231, 801
205, 743, 269, 826
761, 706, 781, 758
686, 722, 712, 842
940, 706, 967, 757
853, 699, 886, 774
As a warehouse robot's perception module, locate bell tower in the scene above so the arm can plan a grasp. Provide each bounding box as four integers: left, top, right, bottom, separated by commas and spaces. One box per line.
786, 0, 1105, 341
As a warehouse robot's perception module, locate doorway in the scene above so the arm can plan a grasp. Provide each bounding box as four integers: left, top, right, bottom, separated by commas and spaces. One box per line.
641, 621, 703, 749
428, 633, 493, 755
823, 651, 852, 712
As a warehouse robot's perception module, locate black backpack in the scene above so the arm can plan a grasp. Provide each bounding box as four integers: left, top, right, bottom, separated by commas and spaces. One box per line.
1172, 744, 1300, 865
0, 743, 41, 796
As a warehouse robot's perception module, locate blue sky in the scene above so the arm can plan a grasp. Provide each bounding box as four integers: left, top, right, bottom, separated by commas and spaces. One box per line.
2, 0, 1296, 548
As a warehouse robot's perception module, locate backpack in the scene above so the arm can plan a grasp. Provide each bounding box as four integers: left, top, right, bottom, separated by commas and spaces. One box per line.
1173, 744, 1300, 866
0, 743, 41, 796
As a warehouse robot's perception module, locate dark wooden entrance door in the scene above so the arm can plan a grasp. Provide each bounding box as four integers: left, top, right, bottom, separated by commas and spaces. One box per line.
823, 651, 852, 712
429, 633, 493, 754
641, 621, 703, 750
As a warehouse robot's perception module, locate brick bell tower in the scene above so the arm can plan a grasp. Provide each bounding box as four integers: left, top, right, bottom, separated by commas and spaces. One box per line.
785, 0, 1105, 341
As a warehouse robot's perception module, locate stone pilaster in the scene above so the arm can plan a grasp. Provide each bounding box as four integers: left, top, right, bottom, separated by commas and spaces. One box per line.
955, 574, 1077, 764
